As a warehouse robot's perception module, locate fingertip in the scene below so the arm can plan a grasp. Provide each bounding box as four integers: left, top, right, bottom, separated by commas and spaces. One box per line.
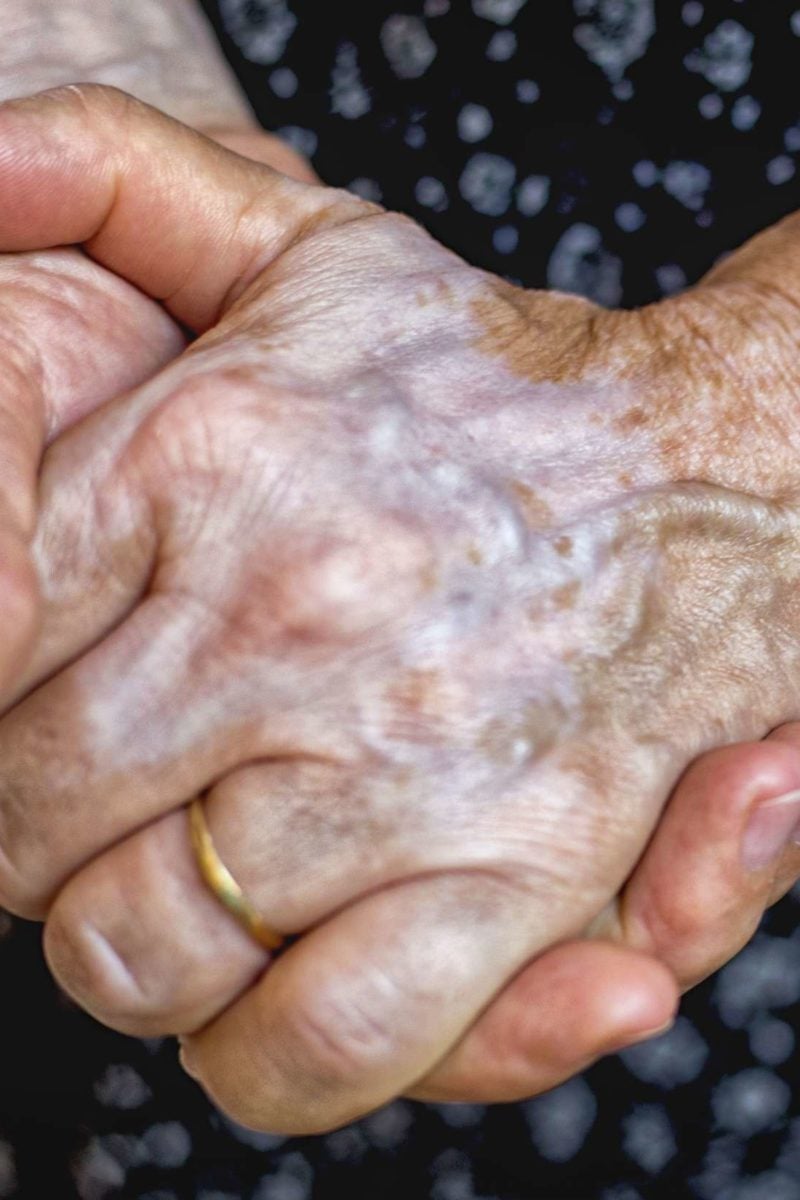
596, 951, 679, 1054
520, 941, 679, 1058
407, 941, 678, 1104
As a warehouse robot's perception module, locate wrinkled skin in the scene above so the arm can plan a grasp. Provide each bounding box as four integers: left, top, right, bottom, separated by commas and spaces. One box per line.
0, 247, 182, 683
0, 101, 690, 1120
0, 88, 799, 1133
0, 120, 314, 693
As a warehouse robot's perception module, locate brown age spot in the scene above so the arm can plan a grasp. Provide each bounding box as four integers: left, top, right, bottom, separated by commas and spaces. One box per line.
614, 406, 648, 433
510, 480, 553, 529
467, 543, 483, 565
420, 561, 440, 592
554, 535, 573, 557
615, 295, 800, 495
383, 668, 450, 742
658, 435, 683, 459
413, 277, 454, 308
473, 275, 800, 500
477, 717, 512, 763
435, 278, 454, 304
553, 581, 579, 611
617, 472, 633, 488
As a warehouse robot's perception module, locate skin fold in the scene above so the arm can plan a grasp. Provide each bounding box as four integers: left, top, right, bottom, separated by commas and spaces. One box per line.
0, 87, 798, 1133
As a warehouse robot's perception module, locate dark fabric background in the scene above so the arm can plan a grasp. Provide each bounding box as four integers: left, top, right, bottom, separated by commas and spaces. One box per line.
2, 2, 800, 1197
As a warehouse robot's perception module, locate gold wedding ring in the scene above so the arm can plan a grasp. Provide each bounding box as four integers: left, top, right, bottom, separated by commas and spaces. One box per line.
189, 797, 287, 952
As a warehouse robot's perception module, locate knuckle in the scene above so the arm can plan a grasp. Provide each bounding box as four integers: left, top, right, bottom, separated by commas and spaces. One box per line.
272, 519, 436, 641
642, 887, 707, 949
627, 869, 737, 979
195, 983, 400, 1137
283, 980, 401, 1095
131, 374, 283, 479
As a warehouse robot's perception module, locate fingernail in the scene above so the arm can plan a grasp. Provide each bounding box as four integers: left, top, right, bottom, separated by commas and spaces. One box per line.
741, 789, 800, 872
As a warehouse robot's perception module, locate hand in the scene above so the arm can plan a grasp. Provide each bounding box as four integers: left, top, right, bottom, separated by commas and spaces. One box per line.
414, 720, 800, 1101
0, 0, 316, 684
0, 109, 318, 696
0, 97, 682, 1118
0, 88, 799, 1134
0, 137, 671, 1122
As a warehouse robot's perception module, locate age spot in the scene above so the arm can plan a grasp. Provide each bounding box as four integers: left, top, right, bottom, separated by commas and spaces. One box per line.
615, 405, 649, 433
510, 480, 553, 528
553, 581, 580, 611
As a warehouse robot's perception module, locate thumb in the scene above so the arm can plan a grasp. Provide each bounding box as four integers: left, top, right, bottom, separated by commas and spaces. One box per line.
0, 85, 362, 332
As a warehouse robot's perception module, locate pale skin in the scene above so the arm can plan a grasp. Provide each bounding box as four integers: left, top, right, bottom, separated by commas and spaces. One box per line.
0, 0, 717, 1116
0, 83, 799, 1134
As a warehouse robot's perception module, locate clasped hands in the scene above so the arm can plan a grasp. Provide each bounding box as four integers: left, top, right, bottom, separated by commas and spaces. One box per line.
0, 86, 799, 1134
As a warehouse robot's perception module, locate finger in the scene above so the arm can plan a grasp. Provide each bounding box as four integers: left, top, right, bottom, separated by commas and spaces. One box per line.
45, 808, 677, 1083
44, 747, 630, 1127
0, 250, 184, 441
0, 250, 183, 693
0, 249, 182, 540
0, 525, 37, 695
179, 835, 635, 1137
0, 387, 439, 916
42, 757, 464, 1034
404, 941, 677, 1103
408, 730, 800, 1104
599, 728, 800, 986
0, 85, 365, 330
0, 591, 255, 918
44, 805, 269, 1037
0, 438, 378, 916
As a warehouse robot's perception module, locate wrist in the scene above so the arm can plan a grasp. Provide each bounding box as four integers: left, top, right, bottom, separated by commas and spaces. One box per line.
0, 0, 257, 132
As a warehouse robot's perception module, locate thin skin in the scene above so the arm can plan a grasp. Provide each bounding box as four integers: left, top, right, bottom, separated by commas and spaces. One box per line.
0, 88, 799, 1131
0, 113, 679, 1115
